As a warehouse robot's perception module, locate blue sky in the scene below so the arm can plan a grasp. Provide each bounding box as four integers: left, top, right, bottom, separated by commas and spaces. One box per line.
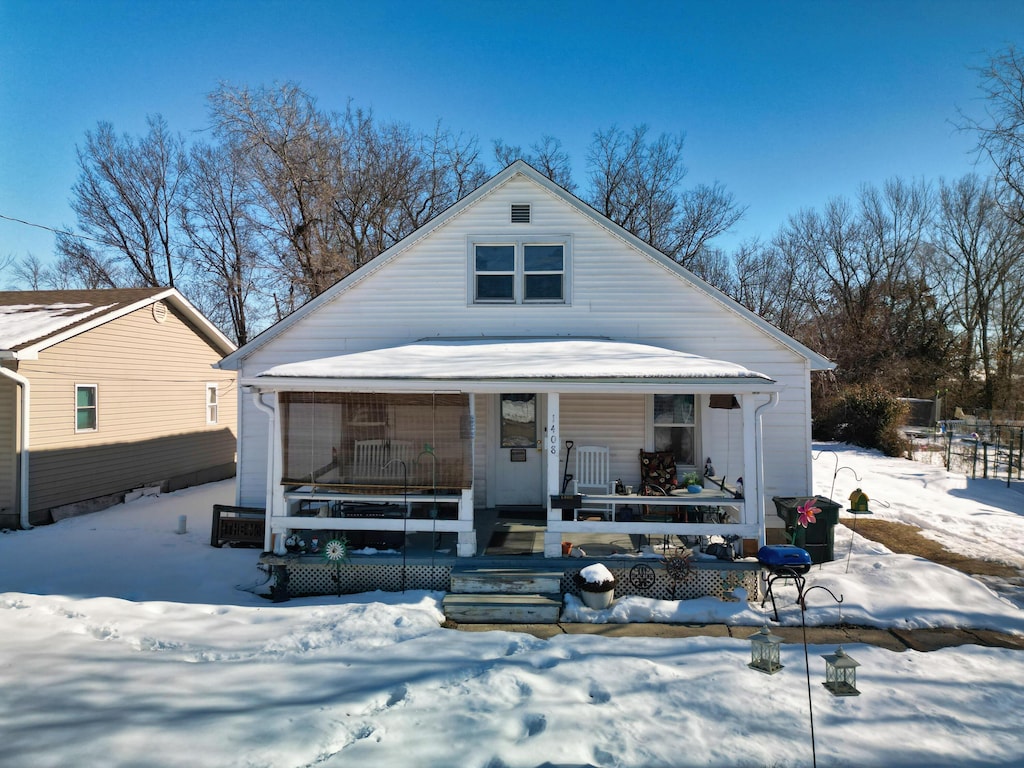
1, 0, 1022, 271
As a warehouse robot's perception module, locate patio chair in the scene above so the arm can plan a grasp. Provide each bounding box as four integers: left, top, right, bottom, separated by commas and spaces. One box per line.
571, 445, 614, 520
352, 439, 414, 485
638, 449, 677, 495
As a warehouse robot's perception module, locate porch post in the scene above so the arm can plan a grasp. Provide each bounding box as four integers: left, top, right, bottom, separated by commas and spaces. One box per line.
543, 392, 562, 557
740, 393, 759, 541
457, 393, 477, 557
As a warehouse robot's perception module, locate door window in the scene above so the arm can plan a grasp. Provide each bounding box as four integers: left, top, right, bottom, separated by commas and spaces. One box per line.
500, 393, 536, 448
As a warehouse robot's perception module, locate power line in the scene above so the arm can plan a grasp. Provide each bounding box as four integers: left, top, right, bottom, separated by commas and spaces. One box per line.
0, 213, 106, 245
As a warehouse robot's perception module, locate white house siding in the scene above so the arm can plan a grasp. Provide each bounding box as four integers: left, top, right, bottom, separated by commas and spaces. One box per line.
0, 375, 16, 522
235, 173, 815, 508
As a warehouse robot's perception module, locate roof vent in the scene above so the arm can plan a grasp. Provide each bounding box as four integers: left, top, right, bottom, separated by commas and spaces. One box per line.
152, 301, 168, 323
511, 204, 531, 224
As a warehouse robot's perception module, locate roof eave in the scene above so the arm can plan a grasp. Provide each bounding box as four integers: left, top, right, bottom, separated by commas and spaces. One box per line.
13, 288, 236, 358
242, 375, 783, 395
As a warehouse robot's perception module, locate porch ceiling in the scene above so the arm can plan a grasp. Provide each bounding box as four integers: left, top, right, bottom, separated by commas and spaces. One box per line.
245, 338, 781, 394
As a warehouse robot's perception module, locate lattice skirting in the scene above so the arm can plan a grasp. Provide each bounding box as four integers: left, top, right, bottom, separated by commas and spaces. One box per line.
562, 563, 760, 602
282, 562, 451, 596
273, 560, 760, 601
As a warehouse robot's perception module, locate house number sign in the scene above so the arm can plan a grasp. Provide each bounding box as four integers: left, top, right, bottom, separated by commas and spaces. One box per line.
549, 415, 558, 455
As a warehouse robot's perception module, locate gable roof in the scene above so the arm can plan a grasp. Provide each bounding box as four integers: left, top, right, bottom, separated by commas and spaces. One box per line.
217, 160, 832, 371
0, 287, 236, 360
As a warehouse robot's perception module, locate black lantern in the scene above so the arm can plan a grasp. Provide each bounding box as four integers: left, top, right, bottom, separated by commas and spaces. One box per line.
748, 625, 784, 674
822, 645, 861, 696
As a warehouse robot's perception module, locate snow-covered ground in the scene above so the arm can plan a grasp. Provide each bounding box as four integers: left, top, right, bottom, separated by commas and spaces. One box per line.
1, 443, 1022, 767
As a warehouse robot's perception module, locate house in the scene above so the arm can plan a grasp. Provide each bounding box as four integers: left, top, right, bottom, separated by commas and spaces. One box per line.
216, 161, 833, 569
0, 288, 237, 529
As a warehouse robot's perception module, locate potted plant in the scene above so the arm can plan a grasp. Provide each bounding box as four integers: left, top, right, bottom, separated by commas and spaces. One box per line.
573, 562, 617, 609
681, 471, 703, 493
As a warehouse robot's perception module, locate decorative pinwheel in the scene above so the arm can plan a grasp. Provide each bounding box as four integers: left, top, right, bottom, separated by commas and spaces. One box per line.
797, 498, 821, 528
323, 537, 350, 596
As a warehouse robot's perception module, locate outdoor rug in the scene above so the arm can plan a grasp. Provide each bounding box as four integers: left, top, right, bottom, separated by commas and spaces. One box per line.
485, 521, 544, 555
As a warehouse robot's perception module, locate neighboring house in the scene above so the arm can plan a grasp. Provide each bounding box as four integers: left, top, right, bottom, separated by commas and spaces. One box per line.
0, 288, 237, 529
217, 161, 833, 558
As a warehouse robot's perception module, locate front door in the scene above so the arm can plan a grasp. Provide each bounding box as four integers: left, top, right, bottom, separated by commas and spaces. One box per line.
492, 393, 545, 508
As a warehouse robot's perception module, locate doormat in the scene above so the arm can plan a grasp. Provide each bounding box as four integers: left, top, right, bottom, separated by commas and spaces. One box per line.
495, 506, 546, 522
486, 522, 543, 555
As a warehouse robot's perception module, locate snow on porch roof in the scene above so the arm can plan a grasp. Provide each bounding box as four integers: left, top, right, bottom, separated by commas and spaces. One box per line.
251, 338, 780, 393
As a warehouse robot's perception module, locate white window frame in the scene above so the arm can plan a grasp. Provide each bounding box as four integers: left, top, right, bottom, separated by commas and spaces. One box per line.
645, 393, 700, 472
206, 382, 219, 425
75, 384, 98, 433
469, 235, 571, 305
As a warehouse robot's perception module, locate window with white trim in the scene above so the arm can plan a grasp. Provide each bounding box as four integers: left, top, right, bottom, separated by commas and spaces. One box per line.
206, 383, 219, 425
76, 384, 97, 432
471, 236, 569, 304
652, 394, 696, 466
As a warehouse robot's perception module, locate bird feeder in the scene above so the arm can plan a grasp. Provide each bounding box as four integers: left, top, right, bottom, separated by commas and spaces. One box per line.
748, 625, 784, 674
848, 488, 871, 514
822, 646, 861, 696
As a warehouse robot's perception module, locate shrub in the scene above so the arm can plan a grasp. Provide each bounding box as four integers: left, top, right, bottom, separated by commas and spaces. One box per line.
813, 385, 909, 457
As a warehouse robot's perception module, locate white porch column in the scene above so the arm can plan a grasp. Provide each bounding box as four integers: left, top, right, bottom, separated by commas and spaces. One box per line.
543, 392, 562, 557
740, 393, 759, 542
457, 393, 477, 557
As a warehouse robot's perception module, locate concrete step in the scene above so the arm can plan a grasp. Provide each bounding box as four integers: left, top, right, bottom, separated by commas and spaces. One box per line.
443, 593, 563, 624
450, 566, 565, 595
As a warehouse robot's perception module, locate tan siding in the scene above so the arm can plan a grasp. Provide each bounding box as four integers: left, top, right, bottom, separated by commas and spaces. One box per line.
560, 393, 647, 486
20, 304, 237, 513
0, 375, 16, 515
236, 173, 817, 503
472, 395, 489, 504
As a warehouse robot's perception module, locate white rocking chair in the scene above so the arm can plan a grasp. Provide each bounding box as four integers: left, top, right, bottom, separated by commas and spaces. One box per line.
571, 445, 615, 520
352, 439, 414, 484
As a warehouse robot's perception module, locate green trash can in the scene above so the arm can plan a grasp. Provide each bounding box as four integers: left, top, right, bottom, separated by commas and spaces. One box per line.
772, 495, 840, 564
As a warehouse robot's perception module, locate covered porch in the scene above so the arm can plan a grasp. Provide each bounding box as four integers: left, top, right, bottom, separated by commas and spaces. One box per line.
243, 338, 782, 561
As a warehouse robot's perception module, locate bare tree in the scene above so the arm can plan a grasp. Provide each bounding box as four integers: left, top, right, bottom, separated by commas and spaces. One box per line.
208, 82, 344, 308
731, 239, 810, 337
9, 254, 46, 289
962, 46, 1024, 225
774, 180, 947, 393
181, 141, 267, 344
493, 135, 575, 192
933, 174, 1024, 410
585, 124, 744, 265
52, 232, 125, 288
62, 115, 189, 288
404, 121, 487, 227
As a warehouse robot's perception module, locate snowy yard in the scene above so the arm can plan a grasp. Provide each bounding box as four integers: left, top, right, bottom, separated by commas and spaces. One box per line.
1, 443, 1022, 767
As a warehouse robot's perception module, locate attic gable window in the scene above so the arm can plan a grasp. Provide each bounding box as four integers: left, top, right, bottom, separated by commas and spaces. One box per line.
510, 204, 531, 224
470, 236, 570, 305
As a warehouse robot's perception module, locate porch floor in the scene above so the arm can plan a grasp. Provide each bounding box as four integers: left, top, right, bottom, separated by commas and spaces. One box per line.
476, 506, 695, 558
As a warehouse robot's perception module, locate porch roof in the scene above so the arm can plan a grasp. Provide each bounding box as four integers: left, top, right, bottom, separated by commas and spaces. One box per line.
246, 337, 781, 394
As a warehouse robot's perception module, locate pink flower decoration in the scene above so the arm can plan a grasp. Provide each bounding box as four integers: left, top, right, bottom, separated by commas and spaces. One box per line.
797, 498, 820, 527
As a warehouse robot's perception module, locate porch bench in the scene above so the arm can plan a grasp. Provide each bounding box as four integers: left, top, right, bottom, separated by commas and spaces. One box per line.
211, 505, 265, 548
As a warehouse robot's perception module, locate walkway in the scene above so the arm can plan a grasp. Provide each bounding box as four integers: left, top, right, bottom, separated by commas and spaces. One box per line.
452, 622, 1024, 651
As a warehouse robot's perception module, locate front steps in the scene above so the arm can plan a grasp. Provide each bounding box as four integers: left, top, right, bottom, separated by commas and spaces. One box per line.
443, 566, 565, 624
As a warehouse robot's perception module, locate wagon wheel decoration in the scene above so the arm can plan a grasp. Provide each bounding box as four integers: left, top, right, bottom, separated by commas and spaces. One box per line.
629, 563, 656, 591
661, 551, 695, 600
